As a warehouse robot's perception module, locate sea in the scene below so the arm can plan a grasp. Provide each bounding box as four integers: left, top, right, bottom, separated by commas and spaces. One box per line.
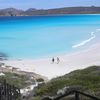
0, 14, 100, 59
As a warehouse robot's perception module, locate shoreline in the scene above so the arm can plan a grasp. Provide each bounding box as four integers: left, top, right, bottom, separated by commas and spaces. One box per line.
3, 43, 100, 80
0, 14, 100, 17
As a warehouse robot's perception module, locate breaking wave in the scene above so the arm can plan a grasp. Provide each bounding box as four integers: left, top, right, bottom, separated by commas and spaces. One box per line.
72, 29, 100, 48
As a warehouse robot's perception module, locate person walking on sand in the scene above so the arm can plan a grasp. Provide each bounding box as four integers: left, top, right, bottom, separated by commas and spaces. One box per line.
57, 57, 60, 64
52, 57, 55, 64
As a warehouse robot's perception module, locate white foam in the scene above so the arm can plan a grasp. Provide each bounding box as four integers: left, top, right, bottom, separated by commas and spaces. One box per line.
72, 33, 95, 48
72, 29, 100, 48
96, 29, 100, 31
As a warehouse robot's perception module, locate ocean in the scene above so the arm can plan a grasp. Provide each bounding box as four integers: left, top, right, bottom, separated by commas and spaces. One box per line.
0, 15, 100, 59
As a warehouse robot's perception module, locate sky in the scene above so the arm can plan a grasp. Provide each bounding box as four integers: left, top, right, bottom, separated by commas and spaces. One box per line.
0, 0, 100, 10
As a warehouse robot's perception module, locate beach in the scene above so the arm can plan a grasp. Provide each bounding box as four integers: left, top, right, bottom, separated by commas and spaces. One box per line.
0, 15, 100, 80
3, 43, 100, 79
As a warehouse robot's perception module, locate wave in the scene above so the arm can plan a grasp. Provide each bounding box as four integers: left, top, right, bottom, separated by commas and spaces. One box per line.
72, 29, 100, 48
96, 28, 100, 32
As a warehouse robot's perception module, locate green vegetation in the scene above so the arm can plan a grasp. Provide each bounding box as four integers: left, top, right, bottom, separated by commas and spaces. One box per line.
33, 96, 41, 100
0, 66, 100, 100
36, 78, 44, 82
0, 72, 35, 88
34, 66, 100, 99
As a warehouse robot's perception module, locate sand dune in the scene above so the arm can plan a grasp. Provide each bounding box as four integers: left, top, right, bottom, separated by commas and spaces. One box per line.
4, 43, 100, 79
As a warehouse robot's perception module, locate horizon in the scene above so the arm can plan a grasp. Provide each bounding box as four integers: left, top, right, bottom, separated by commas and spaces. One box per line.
0, 6, 100, 11
0, 0, 100, 10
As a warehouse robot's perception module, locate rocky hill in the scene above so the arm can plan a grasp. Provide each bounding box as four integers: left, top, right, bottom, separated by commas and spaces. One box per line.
0, 6, 100, 16
0, 8, 23, 16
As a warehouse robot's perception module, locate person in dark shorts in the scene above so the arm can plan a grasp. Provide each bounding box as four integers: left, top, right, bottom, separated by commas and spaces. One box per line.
52, 57, 55, 63
57, 57, 60, 64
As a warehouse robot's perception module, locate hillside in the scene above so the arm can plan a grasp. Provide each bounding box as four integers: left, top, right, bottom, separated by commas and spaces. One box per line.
0, 8, 23, 16
0, 6, 100, 16
0, 63, 47, 90
33, 66, 100, 100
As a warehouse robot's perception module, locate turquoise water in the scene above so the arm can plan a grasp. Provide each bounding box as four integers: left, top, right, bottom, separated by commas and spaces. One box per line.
0, 15, 100, 59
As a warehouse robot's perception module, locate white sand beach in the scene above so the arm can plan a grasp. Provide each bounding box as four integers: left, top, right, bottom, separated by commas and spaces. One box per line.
3, 43, 100, 79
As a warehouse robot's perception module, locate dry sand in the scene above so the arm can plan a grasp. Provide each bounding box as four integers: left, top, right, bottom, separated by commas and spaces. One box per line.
3, 43, 100, 79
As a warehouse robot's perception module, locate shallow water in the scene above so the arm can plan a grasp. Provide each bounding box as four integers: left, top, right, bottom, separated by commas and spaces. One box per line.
0, 15, 100, 59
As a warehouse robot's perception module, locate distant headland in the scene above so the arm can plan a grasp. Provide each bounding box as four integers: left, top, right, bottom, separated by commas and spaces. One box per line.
0, 6, 100, 16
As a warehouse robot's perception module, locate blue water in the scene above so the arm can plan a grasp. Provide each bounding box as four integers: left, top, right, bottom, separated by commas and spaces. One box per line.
0, 15, 100, 59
